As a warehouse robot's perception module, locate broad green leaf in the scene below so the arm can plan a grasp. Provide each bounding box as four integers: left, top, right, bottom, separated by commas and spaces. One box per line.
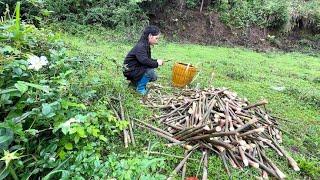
0, 89, 19, 95
13, 2, 22, 41
99, 135, 107, 142
61, 126, 69, 135
69, 127, 77, 134
17, 81, 50, 93
58, 150, 66, 159
74, 135, 80, 144
14, 81, 28, 94
0, 168, 9, 180
64, 143, 73, 150
0, 128, 14, 150
0, 136, 11, 146
12, 111, 33, 123
76, 127, 86, 138
42, 103, 52, 116
92, 128, 100, 137
1, 94, 13, 105
94, 159, 100, 168
2, 45, 14, 53
13, 67, 23, 76
61, 100, 86, 110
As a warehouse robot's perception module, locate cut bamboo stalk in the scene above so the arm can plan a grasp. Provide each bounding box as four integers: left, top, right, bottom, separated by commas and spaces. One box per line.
170, 147, 197, 176
123, 129, 128, 148
262, 170, 269, 179
227, 149, 242, 169
209, 139, 234, 150
182, 150, 188, 180
179, 129, 203, 141
144, 151, 198, 161
166, 141, 187, 147
196, 151, 206, 178
257, 137, 283, 156
202, 150, 208, 180
127, 113, 136, 147
145, 87, 299, 178
245, 152, 279, 178
136, 123, 193, 150
185, 131, 238, 142
269, 136, 300, 171
220, 151, 231, 177
238, 127, 265, 137
239, 146, 249, 167
134, 118, 173, 137
260, 151, 286, 179
243, 100, 268, 110
236, 118, 258, 132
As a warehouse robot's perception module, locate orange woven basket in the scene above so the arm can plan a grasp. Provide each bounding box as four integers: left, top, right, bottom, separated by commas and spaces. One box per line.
172, 62, 197, 88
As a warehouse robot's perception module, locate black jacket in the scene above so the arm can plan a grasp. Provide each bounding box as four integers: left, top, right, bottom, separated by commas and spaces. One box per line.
123, 42, 158, 82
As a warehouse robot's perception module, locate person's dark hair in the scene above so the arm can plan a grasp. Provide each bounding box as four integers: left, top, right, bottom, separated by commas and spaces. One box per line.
138, 25, 160, 44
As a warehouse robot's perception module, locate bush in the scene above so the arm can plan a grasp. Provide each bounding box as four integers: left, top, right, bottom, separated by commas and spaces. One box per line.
45, 0, 149, 30
0, 3, 129, 179
186, 0, 199, 9
216, 0, 320, 32
218, 0, 289, 29
0, 0, 51, 26
294, 0, 320, 31
1, 2, 167, 179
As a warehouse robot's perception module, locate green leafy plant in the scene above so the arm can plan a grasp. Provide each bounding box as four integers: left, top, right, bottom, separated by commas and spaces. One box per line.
45, 0, 149, 30
0, 2, 136, 179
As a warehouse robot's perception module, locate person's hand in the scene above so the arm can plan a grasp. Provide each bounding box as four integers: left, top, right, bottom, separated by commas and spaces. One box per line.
157, 59, 164, 66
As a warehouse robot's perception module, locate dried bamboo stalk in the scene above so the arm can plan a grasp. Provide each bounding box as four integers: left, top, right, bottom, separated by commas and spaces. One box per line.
202, 150, 208, 180
260, 151, 286, 179
144, 87, 299, 178
182, 150, 188, 180
134, 118, 173, 137
243, 100, 268, 110
169, 147, 197, 178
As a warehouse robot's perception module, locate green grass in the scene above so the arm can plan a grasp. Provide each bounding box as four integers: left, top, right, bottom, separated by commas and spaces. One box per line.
60, 30, 320, 179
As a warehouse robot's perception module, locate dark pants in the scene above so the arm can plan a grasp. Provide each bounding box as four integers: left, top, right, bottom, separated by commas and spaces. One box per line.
128, 68, 157, 88
135, 68, 157, 95
144, 68, 157, 82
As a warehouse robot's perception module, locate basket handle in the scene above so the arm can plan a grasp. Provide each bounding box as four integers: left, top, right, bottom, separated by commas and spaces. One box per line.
182, 63, 191, 84
184, 63, 191, 75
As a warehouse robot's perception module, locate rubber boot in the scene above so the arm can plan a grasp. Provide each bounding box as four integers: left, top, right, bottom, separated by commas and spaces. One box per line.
136, 74, 150, 95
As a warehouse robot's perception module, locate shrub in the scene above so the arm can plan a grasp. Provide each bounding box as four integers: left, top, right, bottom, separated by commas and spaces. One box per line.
0, 0, 50, 26
218, 0, 289, 29
45, 0, 149, 30
216, 0, 320, 32
0, 3, 129, 179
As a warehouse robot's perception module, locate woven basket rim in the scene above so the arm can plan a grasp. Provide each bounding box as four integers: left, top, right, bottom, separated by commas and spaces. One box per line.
176, 62, 195, 68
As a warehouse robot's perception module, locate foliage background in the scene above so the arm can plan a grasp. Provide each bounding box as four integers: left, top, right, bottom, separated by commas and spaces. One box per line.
0, 0, 319, 179
1, 0, 319, 32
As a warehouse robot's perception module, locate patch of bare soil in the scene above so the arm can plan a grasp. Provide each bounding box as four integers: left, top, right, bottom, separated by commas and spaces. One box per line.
150, 7, 319, 54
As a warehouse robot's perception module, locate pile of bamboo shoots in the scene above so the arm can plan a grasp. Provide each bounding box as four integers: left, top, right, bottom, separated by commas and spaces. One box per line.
136, 87, 299, 179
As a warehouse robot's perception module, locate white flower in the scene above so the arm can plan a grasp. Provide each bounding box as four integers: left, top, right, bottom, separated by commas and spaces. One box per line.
28, 55, 48, 71
40, 56, 48, 65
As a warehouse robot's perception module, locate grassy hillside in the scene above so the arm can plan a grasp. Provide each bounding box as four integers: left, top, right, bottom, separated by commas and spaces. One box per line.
60, 29, 320, 179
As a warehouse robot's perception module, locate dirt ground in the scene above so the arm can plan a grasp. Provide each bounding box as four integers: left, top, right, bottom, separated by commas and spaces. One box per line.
149, 7, 320, 53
